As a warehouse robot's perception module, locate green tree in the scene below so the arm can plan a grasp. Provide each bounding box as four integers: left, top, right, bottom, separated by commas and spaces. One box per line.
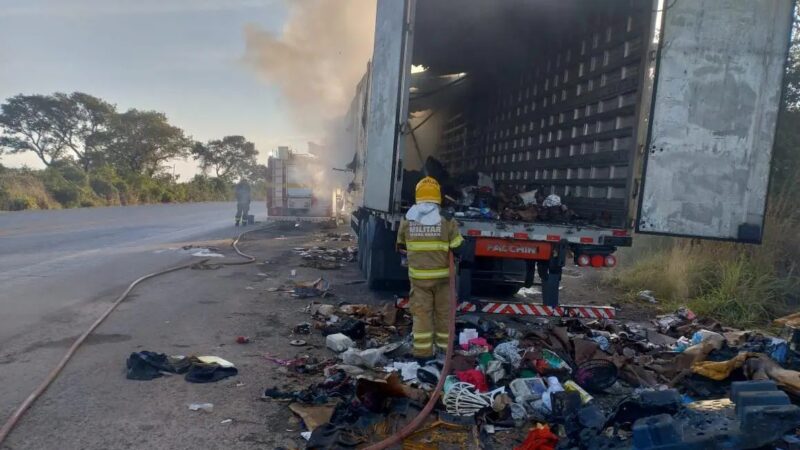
51, 92, 116, 172
0, 94, 67, 166
245, 163, 268, 182
192, 135, 258, 180
98, 109, 192, 176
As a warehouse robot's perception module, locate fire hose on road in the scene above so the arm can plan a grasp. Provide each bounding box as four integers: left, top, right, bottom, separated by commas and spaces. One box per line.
0, 224, 455, 448
0, 225, 265, 445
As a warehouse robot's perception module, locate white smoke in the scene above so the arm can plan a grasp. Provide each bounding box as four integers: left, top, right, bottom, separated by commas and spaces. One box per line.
243, 0, 376, 138
244, 0, 376, 214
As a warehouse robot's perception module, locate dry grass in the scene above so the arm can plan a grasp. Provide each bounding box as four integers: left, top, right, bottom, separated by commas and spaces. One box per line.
0, 171, 60, 211
607, 176, 799, 329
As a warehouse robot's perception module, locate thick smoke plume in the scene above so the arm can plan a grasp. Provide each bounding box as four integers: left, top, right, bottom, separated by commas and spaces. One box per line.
243, 0, 376, 141
244, 0, 376, 212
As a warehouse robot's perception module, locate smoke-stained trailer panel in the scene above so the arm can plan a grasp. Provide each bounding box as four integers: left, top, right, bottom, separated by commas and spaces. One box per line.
637, 0, 794, 242
362, 0, 414, 213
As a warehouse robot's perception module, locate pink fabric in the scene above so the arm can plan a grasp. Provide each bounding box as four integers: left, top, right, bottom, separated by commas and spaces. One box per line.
467, 337, 492, 351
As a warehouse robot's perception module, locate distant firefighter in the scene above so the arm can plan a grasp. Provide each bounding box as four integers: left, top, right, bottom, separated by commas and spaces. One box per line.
234, 179, 251, 226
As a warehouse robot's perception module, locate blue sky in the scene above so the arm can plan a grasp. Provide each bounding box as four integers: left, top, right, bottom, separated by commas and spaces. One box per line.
0, 0, 315, 178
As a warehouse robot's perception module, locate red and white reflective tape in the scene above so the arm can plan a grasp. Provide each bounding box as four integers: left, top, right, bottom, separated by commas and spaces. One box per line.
396, 297, 410, 309
456, 301, 615, 319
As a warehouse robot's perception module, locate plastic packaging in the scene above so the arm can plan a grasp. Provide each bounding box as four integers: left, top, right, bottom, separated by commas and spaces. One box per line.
387, 361, 420, 381
673, 336, 691, 352
459, 329, 479, 349
591, 336, 610, 351
326, 333, 354, 353
691, 329, 724, 346
542, 349, 571, 372
767, 338, 789, 364
341, 348, 384, 368
509, 377, 547, 402
485, 360, 506, 384
188, 403, 214, 412
637, 290, 658, 304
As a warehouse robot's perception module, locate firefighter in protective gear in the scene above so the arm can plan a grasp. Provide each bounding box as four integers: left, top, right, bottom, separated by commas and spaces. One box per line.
397, 176, 463, 359
234, 179, 251, 226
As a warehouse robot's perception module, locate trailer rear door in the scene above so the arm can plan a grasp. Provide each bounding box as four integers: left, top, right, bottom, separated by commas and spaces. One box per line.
362, 0, 415, 213
637, 0, 793, 243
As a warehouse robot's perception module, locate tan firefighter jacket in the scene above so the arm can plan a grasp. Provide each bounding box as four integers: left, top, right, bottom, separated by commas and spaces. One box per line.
397, 218, 464, 280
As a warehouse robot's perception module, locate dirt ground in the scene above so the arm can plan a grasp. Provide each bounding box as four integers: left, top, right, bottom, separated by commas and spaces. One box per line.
2, 223, 647, 449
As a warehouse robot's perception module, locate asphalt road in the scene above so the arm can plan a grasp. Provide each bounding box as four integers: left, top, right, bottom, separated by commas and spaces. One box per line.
0, 202, 265, 448
0, 202, 263, 343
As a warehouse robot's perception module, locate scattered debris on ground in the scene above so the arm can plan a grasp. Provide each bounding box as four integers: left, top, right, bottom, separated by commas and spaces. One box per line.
294, 245, 357, 270
125, 227, 800, 448
261, 297, 800, 449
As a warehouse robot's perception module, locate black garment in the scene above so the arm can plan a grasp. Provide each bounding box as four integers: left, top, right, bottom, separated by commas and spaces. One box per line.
184, 363, 238, 383
126, 352, 237, 383
320, 319, 366, 340
126, 351, 177, 380
306, 424, 366, 449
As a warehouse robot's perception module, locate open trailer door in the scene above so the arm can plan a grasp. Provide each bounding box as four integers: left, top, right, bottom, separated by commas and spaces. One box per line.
362, 0, 415, 213
637, 0, 794, 243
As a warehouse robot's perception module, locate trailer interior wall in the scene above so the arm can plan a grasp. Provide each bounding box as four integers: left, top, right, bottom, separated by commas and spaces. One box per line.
408, 0, 652, 228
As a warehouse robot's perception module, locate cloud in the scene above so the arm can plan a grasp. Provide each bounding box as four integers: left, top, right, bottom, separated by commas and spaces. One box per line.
242, 0, 376, 137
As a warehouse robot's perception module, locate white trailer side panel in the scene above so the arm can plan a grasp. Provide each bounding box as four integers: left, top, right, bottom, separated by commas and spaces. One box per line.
362, 0, 413, 213
638, 0, 793, 242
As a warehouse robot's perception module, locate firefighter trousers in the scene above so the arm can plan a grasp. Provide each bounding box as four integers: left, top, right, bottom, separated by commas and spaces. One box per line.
409, 277, 451, 358
235, 201, 250, 223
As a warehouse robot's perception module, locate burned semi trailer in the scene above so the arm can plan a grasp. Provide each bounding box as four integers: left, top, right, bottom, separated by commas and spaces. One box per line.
349, 0, 793, 305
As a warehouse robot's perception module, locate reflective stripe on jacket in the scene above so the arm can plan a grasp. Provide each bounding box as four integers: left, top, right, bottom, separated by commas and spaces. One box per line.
397, 217, 463, 280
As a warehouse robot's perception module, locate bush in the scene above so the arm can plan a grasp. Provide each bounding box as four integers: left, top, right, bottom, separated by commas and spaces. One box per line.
52, 161, 88, 185
7, 196, 38, 211
0, 166, 237, 211
50, 184, 81, 206
0, 170, 59, 210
